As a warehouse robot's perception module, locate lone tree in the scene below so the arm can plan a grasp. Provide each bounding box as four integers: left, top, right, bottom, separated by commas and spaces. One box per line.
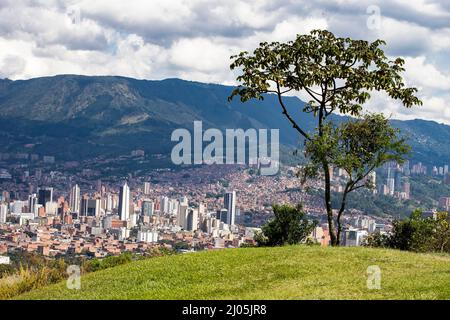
229, 30, 422, 246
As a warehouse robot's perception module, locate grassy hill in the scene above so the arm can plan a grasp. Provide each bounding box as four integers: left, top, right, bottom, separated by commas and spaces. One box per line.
16, 246, 450, 300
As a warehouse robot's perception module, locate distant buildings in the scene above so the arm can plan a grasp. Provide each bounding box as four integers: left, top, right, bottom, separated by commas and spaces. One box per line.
43, 156, 55, 164
80, 196, 101, 217
177, 199, 199, 231
0, 203, 7, 223
445, 173, 450, 185
141, 200, 154, 216
137, 229, 158, 243
380, 166, 411, 199
131, 149, 145, 157
186, 208, 199, 231
0, 156, 449, 257
411, 162, 427, 175
37, 187, 53, 206
118, 182, 130, 221
28, 193, 38, 215
439, 197, 450, 212
177, 198, 188, 229
402, 181, 411, 200
69, 184, 80, 214
224, 191, 236, 226
340, 228, 368, 246
217, 208, 229, 225
143, 182, 151, 195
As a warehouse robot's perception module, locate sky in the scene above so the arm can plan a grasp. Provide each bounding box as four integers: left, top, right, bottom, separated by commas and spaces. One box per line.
0, 0, 449, 124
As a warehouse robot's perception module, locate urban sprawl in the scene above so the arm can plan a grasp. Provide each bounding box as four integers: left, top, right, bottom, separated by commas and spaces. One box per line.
0, 151, 449, 262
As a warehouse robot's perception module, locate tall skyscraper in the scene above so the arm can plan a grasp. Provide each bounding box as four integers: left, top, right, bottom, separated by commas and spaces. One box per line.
224, 191, 236, 225
141, 200, 154, 216
28, 193, 38, 215
186, 208, 199, 231
69, 184, 80, 214
118, 182, 130, 221
177, 202, 188, 228
394, 170, 402, 191
144, 182, 151, 195
402, 181, 411, 200
80, 197, 100, 217
96, 179, 102, 194
37, 187, 53, 206
0, 203, 7, 224
403, 160, 410, 176
160, 196, 169, 214
217, 209, 228, 224
387, 178, 395, 196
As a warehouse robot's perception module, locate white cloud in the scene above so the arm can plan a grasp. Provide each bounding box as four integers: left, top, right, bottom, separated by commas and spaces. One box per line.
404, 56, 450, 91
0, 0, 449, 124
259, 16, 328, 43
169, 38, 234, 73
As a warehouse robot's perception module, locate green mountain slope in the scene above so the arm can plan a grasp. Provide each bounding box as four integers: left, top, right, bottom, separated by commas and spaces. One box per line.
16, 246, 450, 300
0, 75, 449, 166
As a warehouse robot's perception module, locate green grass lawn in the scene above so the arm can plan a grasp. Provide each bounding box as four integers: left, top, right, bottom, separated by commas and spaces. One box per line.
16, 246, 450, 300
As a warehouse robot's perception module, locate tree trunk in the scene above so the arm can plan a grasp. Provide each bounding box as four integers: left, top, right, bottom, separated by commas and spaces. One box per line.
323, 161, 337, 245
336, 184, 351, 246
336, 197, 346, 246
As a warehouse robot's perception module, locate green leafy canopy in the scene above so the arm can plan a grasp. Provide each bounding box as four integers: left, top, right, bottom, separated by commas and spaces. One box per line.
229, 29, 422, 124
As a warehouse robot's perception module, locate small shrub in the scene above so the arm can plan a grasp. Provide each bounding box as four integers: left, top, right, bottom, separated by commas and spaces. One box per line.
255, 204, 317, 247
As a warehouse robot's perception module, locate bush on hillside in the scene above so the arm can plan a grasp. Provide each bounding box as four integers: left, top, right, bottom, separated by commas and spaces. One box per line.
255, 204, 317, 247
365, 209, 450, 253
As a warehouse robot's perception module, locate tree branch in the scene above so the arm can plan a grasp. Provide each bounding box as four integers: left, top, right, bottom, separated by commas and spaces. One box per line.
275, 82, 311, 141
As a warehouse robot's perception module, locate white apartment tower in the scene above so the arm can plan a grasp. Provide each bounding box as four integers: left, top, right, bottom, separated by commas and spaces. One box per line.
119, 182, 130, 221
224, 191, 236, 226
144, 182, 151, 195
69, 184, 80, 214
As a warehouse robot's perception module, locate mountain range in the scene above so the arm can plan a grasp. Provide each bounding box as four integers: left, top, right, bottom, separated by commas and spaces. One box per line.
0, 75, 448, 166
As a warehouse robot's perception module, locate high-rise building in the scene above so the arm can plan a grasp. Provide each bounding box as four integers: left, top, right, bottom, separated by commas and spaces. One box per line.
69, 184, 80, 214
105, 193, 117, 212
224, 191, 236, 225
198, 203, 206, 220
0, 203, 7, 223
96, 180, 102, 194
217, 209, 228, 224
445, 173, 450, 185
177, 202, 188, 228
387, 178, 395, 196
141, 200, 154, 216
144, 182, 151, 195
439, 197, 450, 211
432, 166, 439, 176
394, 170, 402, 191
403, 160, 410, 176
186, 208, 199, 231
402, 181, 411, 200
160, 196, 169, 214
37, 187, 53, 206
80, 197, 101, 217
180, 196, 188, 206
28, 193, 38, 215
118, 182, 130, 221
168, 199, 179, 215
